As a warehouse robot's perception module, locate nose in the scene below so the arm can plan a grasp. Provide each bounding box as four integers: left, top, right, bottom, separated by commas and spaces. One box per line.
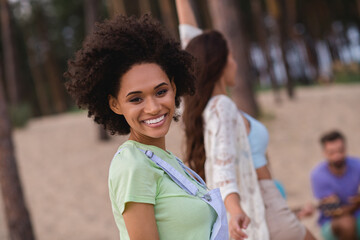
144, 96, 161, 115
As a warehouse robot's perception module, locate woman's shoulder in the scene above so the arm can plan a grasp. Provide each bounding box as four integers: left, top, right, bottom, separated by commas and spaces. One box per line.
205, 94, 238, 116
109, 141, 156, 176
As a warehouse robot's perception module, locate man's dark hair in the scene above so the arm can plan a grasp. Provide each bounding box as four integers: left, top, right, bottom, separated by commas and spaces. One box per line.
320, 130, 345, 146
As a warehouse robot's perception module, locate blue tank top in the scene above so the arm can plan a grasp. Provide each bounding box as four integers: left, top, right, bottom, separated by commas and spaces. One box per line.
243, 112, 269, 169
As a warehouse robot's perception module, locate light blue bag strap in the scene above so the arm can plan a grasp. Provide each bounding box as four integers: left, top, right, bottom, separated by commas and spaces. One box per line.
175, 157, 207, 188
138, 149, 199, 197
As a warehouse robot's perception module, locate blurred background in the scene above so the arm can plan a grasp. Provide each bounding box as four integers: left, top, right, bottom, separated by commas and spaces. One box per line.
0, 0, 359, 239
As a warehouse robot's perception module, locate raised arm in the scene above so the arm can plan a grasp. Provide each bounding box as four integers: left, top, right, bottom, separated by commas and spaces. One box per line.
175, 0, 198, 27
175, 0, 203, 48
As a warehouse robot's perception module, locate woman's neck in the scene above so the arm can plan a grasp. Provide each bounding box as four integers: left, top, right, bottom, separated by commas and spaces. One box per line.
212, 76, 228, 97
129, 131, 166, 151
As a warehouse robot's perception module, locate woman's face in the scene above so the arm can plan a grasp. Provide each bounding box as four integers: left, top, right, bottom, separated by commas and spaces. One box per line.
223, 53, 237, 87
109, 63, 176, 143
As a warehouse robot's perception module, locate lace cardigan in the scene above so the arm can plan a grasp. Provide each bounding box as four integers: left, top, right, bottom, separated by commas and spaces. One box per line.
203, 95, 270, 240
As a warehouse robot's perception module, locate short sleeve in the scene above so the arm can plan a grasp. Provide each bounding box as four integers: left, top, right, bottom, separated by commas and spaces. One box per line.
205, 96, 240, 200
310, 167, 334, 200
351, 158, 360, 178
108, 146, 163, 214
179, 24, 203, 49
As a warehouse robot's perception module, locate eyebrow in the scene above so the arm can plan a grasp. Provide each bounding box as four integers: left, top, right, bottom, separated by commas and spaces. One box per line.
126, 82, 169, 97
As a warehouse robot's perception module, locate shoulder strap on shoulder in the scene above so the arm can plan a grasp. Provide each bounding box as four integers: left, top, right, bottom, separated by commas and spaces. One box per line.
138, 148, 199, 196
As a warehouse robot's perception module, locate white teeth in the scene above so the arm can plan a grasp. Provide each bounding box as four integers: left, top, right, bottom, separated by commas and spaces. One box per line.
144, 115, 165, 125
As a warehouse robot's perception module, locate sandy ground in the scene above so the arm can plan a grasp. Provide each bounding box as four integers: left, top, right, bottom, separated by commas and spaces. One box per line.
1, 83, 360, 239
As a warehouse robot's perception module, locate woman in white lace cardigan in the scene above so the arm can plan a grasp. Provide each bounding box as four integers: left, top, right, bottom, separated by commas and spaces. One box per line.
176, 1, 315, 240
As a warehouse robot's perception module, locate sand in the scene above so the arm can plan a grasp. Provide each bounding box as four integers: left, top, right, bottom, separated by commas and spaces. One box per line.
1, 83, 359, 239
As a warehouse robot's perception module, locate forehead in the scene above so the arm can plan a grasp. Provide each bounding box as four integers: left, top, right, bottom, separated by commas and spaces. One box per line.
119, 63, 169, 93
323, 139, 345, 150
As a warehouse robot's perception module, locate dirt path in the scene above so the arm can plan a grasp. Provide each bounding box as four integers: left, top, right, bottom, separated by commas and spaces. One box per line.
1, 84, 359, 239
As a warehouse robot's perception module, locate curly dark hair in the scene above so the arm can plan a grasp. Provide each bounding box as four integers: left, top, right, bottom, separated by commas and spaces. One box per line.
64, 14, 195, 135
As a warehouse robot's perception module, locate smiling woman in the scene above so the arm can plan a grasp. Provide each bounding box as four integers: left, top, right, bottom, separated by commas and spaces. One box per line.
64, 14, 228, 240
108, 63, 177, 148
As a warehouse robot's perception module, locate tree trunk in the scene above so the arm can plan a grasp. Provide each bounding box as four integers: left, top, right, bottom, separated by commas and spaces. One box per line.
197, 0, 213, 29
106, 0, 126, 17
0, 66, 35, 240
139, 0, 151, 15
250, 0, 281, 103
208, 0, 259, 117
0, 0, 19, 105
25, 42, 51, 115
33, 9, 67, 113
277, 0, 295, 98
85, 0, 100, 33
85, 0, 110, 141
158, 0, 177, 37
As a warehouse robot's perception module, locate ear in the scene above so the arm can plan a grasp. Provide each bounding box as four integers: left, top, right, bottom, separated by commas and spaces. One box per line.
170, 78, 177, 96
108, 95, 123, 115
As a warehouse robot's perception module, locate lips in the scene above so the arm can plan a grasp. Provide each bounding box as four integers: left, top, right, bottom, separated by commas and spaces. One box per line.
142, 114, 167, 126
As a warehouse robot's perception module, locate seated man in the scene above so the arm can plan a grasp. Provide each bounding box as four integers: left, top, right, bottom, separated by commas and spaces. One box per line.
311, 130, 360, 240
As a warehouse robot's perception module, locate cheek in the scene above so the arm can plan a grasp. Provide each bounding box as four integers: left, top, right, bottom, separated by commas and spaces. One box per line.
121, 106, 140, 124
164, 92, 176, 112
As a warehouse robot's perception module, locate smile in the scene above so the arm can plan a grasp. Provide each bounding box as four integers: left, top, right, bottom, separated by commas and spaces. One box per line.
143, 114, 167, 126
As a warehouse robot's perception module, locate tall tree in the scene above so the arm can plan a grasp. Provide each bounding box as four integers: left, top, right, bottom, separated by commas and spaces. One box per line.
85, 0, 100, 33
158, 0, 177, 37
267, 0, 295, 98
34, 8, 67, 113
278, 0, 296, 98
265, 0, 295, 98
25, 38, 51, 115
250, 0, 281, 103
85, 0, 109, 141
0, 66, 35, 240
106, 0, 126, 17
139, 0, 151, 15
0, 0, 20, 105
208, 0, 259, 117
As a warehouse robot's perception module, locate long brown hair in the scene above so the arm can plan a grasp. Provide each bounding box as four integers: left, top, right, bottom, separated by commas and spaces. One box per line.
183, 30, 229, 180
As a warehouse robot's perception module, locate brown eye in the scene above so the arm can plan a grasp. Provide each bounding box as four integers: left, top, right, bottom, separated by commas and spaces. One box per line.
130, 97, 142, 103
156, 89, 168, 96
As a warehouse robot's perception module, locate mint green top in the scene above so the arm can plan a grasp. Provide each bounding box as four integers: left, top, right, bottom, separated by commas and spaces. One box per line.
108, 140, 217, 240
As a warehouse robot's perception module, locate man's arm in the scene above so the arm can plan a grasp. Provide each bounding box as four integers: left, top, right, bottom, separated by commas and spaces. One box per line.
319, 194, 360, 217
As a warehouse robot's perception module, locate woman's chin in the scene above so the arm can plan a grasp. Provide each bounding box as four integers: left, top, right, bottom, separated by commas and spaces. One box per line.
145, 128, 170, 140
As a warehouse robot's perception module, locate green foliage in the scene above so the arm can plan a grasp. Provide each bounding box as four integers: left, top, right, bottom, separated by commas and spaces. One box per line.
9, 102, 33, 128
333, 63, 360, 84
68, 105, 86, 114
334, 71, 360, 84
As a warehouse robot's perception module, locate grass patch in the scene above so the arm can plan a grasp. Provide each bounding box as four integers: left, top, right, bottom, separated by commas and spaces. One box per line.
10, 102, 32, 128
67, 104, 86, 114
333, 71, 360, 84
